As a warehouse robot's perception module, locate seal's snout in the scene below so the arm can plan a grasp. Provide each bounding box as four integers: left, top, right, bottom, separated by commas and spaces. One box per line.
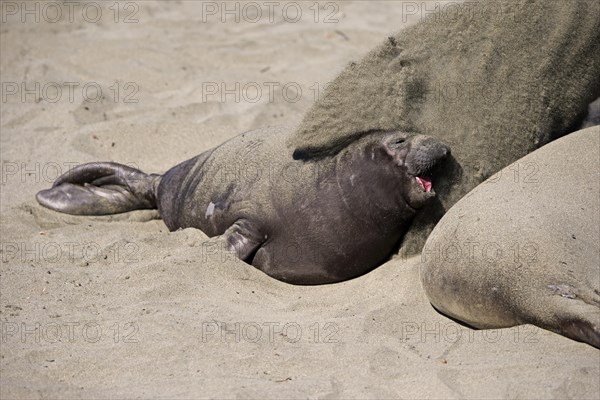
407, 137, 450, 179
440, 144, 450, 158
389, 134, 451, 207
379, 131, 450, 201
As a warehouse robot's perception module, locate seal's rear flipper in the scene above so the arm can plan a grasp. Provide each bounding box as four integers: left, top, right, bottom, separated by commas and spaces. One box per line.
560, 317, 600, 349
557, 296, 600, 349
536, 292, 600, 349
36, 162, 160, 215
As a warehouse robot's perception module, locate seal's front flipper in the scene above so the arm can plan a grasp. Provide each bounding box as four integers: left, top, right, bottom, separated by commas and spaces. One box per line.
220, 220, 265, 261
36, 162, 161, 215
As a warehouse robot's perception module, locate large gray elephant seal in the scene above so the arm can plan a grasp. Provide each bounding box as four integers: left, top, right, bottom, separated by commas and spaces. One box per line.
420, 126, 599, 348
288, 0, 600, 255
37, 127, 449, 284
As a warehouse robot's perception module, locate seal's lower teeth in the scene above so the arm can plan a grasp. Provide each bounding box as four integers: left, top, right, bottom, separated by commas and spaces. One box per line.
416, 176, 432, 192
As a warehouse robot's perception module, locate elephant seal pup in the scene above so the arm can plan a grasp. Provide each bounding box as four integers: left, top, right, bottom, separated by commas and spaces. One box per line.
37, 126, 450, 285
420, 126, 599, 348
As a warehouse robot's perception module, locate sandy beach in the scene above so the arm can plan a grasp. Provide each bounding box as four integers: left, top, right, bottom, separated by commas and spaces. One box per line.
1, 1, 598, 398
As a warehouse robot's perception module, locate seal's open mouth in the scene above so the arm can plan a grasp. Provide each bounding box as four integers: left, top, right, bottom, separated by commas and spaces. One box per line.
415, 176, 432, 193
389, 134, 450, 209
411, 149, 449, 195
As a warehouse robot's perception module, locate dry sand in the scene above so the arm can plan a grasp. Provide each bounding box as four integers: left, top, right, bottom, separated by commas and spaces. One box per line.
1, 1, 598, 398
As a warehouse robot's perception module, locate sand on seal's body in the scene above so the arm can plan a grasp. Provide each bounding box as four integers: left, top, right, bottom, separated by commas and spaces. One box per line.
1, 1, 599, 398
421, 126, 600, 348
289, 0, 600, 255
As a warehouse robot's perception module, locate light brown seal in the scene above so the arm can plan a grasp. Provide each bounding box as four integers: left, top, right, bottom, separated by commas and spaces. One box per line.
420, 126, 599, 348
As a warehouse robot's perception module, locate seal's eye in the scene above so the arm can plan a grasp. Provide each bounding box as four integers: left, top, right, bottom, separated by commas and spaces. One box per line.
395, 139, 406, 144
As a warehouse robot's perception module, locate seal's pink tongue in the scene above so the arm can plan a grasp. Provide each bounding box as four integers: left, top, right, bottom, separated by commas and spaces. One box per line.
416, 176, 432, 192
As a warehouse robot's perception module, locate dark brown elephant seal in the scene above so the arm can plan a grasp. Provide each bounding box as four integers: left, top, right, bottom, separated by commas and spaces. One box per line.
420, 126, 599, 348
37, 127, 449, 284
